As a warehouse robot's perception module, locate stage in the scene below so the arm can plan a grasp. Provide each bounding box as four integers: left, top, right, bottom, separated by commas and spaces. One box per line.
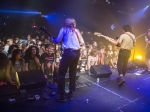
0, 69, 150, 112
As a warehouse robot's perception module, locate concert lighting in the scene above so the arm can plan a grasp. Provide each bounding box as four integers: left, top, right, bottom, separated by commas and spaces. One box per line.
110, 24, 115, 30
41, 15, 48, 18
0, 10, 41, 14
131, 6, 149, 23
136, 55, 142, 60
134, 73, 142, 76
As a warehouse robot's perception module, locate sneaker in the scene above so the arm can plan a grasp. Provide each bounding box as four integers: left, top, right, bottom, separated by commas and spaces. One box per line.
68, 93, 74, 101
118, 77, 125, 86
56, 94, 67, 103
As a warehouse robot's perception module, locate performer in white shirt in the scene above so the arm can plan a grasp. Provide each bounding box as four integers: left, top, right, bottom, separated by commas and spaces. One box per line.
51, 18, 84, 102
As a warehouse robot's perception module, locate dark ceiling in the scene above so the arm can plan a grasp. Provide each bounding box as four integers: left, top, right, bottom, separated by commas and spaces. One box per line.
0, 0, 149, 56
0, 0, 149, 36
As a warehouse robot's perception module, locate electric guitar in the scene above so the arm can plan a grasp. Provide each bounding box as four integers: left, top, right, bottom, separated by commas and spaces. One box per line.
94, 32, 116, 41
40, 26, 53, 38
94, 32, 121, 47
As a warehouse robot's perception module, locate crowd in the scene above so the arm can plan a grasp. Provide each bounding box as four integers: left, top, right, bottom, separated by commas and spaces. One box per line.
0, 33, 119, 86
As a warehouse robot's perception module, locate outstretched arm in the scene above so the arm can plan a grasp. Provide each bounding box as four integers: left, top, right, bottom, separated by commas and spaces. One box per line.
104, 36, 121, 47
51, 28, 64, 43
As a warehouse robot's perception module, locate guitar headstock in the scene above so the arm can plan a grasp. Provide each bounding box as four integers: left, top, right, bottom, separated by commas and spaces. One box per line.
40, 26, 47, 33
40, 26, 51, 36
94, 32, 102, 37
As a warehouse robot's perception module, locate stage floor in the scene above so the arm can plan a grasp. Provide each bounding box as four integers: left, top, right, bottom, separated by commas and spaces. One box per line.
0, 69, 150, 112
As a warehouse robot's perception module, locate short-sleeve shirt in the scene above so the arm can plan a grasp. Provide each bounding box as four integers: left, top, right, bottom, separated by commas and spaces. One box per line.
117, 32, 136, 50
40, 53, 54, 75
25, 55, 40, 71
7, 60, 25, 81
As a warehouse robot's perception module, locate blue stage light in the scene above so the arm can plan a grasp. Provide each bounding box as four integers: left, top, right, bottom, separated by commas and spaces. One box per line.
132, 6, 149, 23
41, 15, 48, 18
0, 10, 41, 14
111, 24, 115, 30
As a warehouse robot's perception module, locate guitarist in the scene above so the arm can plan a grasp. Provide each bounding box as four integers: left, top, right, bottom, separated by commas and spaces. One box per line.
104, 25, 136, 86
51, 18, 85, 102
145, 29, 150, 74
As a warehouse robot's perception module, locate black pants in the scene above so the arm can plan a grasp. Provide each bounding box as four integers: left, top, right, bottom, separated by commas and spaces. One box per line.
117, 49, 131, 76
57, 49, 80, 94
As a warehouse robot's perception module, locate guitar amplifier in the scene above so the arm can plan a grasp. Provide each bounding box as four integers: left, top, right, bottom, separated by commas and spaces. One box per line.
16, 70, 47, 90
90, 65, 112, 78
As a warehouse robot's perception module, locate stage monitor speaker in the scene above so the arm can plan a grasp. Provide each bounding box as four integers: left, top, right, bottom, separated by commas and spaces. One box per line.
16, 70, 47, 90
90, 65, 112, 78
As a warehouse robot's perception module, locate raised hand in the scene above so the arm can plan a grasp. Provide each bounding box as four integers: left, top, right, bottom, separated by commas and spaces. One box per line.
34, 56, 39, 63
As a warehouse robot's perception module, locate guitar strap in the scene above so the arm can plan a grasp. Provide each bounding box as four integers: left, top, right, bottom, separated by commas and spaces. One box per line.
74, 29, 80, 44
126, 33, 135, 46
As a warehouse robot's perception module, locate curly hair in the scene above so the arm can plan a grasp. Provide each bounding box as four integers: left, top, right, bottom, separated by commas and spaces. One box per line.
11, 49, 23, 67
25, 45, 39, 60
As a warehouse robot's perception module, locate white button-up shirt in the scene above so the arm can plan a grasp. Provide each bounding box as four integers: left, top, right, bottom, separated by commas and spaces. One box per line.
52, 27, 84, 50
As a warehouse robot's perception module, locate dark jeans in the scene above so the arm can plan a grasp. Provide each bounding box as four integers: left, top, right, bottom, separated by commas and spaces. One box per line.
57, 49, 80, 94
117, 49, 131, 76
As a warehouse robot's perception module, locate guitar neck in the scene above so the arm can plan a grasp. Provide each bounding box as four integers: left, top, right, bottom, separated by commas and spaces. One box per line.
45, 32, 52, 37
100, 35, 116, 41
40, 27, 52, 37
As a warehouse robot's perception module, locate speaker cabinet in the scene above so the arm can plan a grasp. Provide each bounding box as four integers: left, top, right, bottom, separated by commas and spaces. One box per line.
90, 65, 112, 78
16, 70, 47, 90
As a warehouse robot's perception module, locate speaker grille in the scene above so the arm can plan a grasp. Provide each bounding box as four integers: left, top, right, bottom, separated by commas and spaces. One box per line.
90, 65, 112, 78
